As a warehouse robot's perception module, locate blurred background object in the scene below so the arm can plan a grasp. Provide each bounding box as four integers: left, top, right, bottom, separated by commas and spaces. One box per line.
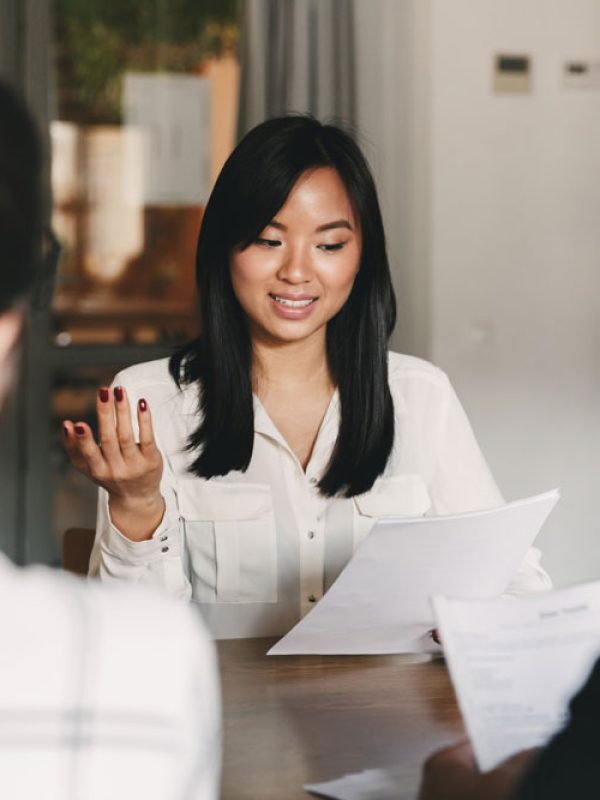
51, 0, 239, 347
1, 0, 599, 591
0, 0, 240, 563
50, 0, 240, 561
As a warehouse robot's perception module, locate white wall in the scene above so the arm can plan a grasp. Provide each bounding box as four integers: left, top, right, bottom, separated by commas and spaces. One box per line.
429, 0, 600, 586
357, 0, 600, 587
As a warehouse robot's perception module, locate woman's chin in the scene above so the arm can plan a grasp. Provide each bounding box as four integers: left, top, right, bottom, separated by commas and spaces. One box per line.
251, 317, 327, 348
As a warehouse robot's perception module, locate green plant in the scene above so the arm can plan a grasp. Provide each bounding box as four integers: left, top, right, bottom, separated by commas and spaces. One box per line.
55, 0, 239, 124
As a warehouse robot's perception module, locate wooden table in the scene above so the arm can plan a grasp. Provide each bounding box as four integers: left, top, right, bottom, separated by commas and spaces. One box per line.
217, 638, 465, 800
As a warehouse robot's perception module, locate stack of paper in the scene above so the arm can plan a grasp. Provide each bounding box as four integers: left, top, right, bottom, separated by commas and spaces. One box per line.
269, 491, 559, 656
433, 581, 600, 771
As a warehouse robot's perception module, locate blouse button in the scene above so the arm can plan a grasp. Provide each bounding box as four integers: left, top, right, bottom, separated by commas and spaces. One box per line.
307, 530, 316, 540
308, 594, 317, 603
309, 477, 318, 485
161, 546, 169, 554
160, 535, 168, 542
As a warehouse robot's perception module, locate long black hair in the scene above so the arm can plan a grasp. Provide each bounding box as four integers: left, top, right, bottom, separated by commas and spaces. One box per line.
170, 115, 396, 497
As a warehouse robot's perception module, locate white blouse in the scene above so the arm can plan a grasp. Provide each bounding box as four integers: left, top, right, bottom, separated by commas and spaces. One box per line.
91, 352, 551, 639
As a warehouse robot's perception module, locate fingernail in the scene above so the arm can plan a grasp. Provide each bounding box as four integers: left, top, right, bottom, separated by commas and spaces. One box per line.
99, 388, 110, 403
62, 423, 69, 438
114, 386, 124, 402
74, 424, 85, 437
138, 398, 147, 412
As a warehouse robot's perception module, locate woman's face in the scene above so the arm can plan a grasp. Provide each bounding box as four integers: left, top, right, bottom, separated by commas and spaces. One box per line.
230, 167, 361, 348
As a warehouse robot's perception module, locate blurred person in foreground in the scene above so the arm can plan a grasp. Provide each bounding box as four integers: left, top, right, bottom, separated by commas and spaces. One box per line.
0, 80, 220, 799
418, 657, 600, 799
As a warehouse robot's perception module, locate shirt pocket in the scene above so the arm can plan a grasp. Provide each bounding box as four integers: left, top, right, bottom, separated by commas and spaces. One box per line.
352, 474, 431, 548
176, 480, 278, 604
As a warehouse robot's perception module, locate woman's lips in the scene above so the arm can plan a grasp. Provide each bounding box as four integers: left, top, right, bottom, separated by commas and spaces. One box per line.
268, 292, 318, 319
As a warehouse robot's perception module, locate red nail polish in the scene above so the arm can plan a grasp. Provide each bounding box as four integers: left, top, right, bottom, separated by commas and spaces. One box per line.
99, 388, 110, 403
138, 398, 147, 412
114, 386, 124, 402
74, 424, 85, 436
62, 423, 69, 438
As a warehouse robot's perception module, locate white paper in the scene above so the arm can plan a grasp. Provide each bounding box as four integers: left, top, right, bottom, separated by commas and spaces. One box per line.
268, 490, 559, 656
433, 581, 600, 772
305, 767, 404, 800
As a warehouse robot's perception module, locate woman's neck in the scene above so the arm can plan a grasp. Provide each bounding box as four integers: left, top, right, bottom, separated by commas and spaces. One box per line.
251, 332, 333, 399
250, 332, 336, 469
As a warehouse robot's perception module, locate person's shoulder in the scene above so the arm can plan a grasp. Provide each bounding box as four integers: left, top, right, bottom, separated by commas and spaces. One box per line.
85, 576, 212, 660
387, 351, 450, 388
0, 556, 217, 759
4, 558, 212, 663
112, 357, 190, 415
114, 357, 175, 390
386, 352, 453, 415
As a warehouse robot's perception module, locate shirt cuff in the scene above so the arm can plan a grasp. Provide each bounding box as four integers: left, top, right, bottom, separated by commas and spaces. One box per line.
100, 493, 180, 565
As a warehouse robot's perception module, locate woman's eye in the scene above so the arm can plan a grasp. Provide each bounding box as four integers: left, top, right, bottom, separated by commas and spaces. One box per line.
318, 242, 347, 253
255, 237, 281, 248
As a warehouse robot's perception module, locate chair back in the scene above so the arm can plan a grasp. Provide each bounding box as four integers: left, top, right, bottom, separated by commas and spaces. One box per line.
62, 527, 95, 576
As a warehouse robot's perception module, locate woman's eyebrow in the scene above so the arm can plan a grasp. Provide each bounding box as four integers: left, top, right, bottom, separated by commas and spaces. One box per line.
266, 219, 354, 232
316, 219, 353, 232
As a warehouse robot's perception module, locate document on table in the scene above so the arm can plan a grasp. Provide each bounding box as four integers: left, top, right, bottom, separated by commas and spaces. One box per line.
433, 581, 600, 772
268, 490, 559, 656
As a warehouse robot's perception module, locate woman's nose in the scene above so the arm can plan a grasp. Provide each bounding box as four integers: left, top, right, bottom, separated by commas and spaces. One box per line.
276, 243, 314, 283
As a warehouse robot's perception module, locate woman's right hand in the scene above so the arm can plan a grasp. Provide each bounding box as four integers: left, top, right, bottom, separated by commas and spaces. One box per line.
62, 385, 165, 542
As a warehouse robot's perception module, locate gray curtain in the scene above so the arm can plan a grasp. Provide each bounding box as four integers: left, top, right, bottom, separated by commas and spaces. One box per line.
237, 0, 356, 138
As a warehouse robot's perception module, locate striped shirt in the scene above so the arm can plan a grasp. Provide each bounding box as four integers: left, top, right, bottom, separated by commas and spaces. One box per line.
0, 552, 220, 799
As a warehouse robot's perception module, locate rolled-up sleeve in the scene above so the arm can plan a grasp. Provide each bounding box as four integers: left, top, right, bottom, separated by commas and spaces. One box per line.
90, 486, 191, 599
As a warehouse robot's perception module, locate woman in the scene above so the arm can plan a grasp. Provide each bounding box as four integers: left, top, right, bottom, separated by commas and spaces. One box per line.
63, 116, 550, 639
